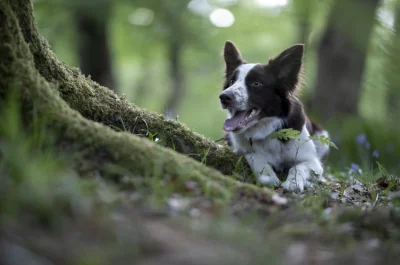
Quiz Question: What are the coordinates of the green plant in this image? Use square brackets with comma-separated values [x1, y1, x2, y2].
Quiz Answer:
[270, 128, 338, 190]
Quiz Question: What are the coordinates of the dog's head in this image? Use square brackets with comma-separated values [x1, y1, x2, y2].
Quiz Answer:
[220, 41, 304, 133]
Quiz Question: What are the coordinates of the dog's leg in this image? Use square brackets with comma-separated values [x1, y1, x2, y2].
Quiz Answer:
[282, 158, 323, 193]
[245, 153, 280, 186]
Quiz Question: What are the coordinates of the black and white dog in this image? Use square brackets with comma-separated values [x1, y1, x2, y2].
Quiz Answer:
[220, 41, 329, 192]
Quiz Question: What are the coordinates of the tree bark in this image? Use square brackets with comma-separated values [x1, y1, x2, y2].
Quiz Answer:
[312, 0, 380, 121]
[74, 4, 116, 91]
[0, 0, 268, 201]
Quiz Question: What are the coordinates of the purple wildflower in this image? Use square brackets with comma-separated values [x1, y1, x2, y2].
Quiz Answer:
[372, 150, 379, 158]
[365, 141, 371, 150]
[351, 163, 360, 171]
[355, 133, 367, 145]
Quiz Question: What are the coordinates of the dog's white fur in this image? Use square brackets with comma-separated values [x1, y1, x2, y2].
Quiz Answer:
[224, 64, 326, 193]
[222, 64, 257, 111]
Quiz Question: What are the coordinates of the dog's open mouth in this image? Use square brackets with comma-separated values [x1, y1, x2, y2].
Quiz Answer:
[223, 108, 261, 132]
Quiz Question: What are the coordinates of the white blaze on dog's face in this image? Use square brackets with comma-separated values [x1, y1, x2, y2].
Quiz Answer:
[220, 41, 304, 133]
[220, 63, 257, 111]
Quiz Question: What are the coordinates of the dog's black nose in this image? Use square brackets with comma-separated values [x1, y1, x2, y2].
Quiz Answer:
[220, 93, 233, 105]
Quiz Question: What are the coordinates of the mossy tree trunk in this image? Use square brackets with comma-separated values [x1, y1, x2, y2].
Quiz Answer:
[0, 0, 271, 202]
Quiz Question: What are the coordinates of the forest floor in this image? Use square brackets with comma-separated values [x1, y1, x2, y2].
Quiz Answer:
[1, 111, 400, 265]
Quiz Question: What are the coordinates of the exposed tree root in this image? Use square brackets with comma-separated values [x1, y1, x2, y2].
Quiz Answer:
[7, 0, 251, 177]
[0, 0, 271, 202]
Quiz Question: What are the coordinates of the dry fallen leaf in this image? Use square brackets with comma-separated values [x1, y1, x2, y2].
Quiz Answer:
[376, 177, 389, 189]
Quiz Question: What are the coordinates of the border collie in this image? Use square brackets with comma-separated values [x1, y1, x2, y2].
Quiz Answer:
[220, 41, 329, 193]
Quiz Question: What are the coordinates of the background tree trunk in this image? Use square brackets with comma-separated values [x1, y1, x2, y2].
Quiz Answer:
[294, 0, 312, 44]
[165, 38, 184, 118]
[162, 2, 186, 117]
[386, 0, 400, 117]
[74, 3, 116, 91]
[312, 0, 381, 121]
[134, 58, 151, 105]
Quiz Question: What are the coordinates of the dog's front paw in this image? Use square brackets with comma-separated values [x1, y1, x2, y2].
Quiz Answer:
[258, 175, 281, 186]
[282, 176, 305, 193]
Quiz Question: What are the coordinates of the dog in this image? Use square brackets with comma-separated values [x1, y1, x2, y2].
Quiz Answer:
[219, 41, 329, 193]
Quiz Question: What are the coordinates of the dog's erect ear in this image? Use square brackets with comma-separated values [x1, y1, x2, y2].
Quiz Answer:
[223, 41, 244, 77]
[269, 44, 304, 92]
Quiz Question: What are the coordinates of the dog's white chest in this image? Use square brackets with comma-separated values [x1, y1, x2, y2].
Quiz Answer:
[229, 131, 289, 171]
[252, 138, 285, 169]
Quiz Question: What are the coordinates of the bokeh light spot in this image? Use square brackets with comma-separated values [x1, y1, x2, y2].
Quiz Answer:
[209, 8, 235, 28]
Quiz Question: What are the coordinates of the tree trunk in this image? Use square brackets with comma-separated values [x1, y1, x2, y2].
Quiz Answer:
[386, 1, 400, 117]
[0, 0, 270, 202]
[134, 58, 152, 105]
[162, 1, 187, 117]
[74, 4, 116, 91]
[165, 38, 184, 117]
[312, 0, 380, 121]
[294, 0, 312, 44]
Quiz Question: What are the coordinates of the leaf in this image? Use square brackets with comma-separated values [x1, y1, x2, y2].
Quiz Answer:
[233, 156, 243, 174]
[309, 135, 338, 150]
[376, 177, 389, 189]
[270, 128, 300, 141]
[376, 161, 389, 177]
[147, 131, 158, 142]
[109, 125, 123, 132]
[201, 148, 211, 164]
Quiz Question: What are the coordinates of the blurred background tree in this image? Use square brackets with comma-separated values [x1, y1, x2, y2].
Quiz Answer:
[74, 1, 117, 90]
[386, 0, 400, 116]
[33, 0, 400, 171]
[312, 0, 381, 121]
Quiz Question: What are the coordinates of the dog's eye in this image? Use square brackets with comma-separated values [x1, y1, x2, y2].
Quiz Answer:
[252, 81, 262, 87]
[229, 78, 235, 86]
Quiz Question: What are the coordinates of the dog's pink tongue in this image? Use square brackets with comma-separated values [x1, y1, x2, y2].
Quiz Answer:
[223, 111, 247, 132]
